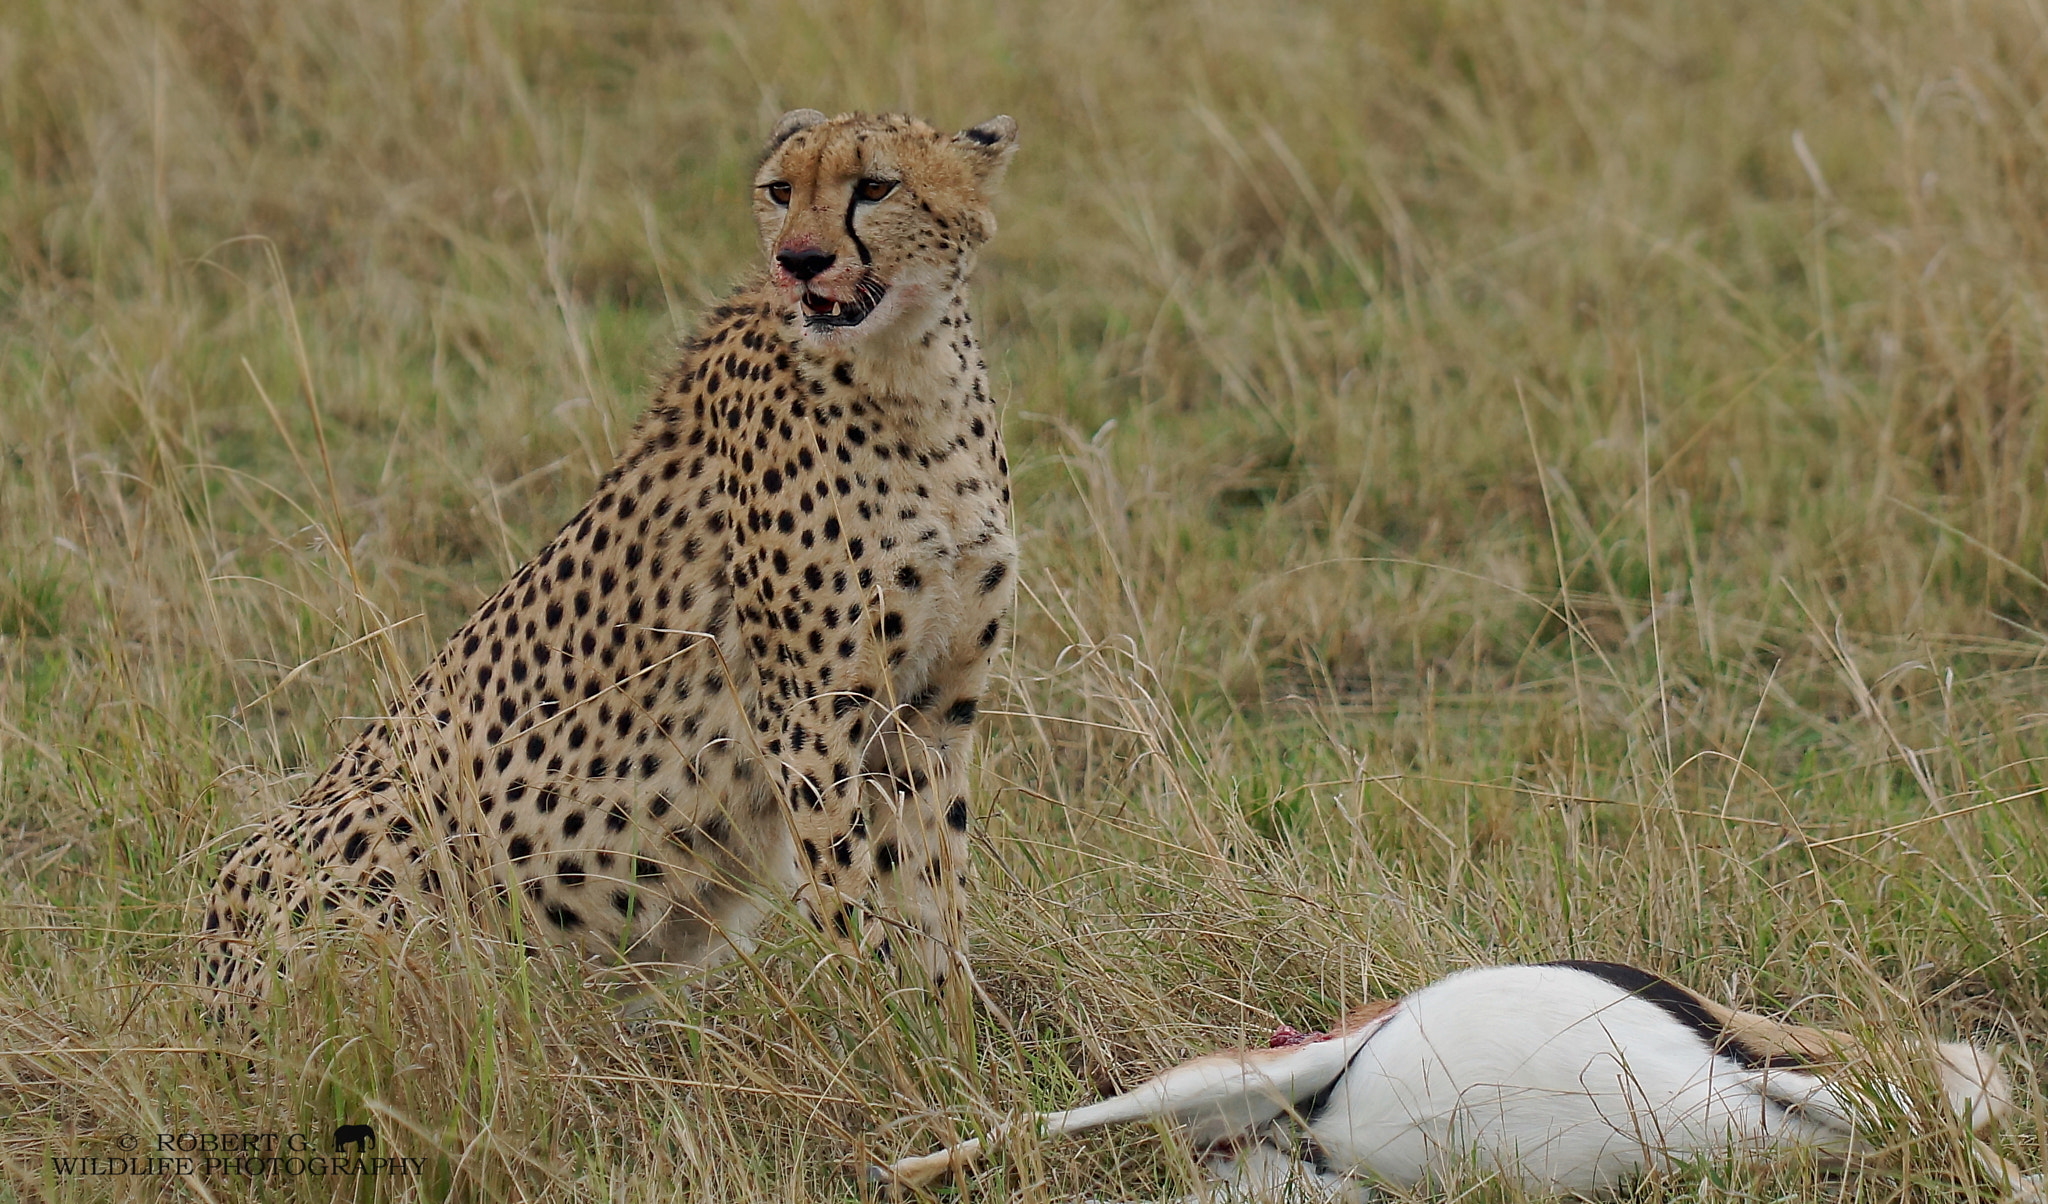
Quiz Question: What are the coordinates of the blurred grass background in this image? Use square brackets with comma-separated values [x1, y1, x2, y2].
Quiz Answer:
[4, 0, 2048, 1199]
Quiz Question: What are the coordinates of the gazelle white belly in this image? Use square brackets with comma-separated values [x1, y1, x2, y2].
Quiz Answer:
[1308, 964, 1852, 1193]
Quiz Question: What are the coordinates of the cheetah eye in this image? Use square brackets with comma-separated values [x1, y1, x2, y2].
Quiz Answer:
[854, 178, 897, 203]
[764, 181, 792, 206]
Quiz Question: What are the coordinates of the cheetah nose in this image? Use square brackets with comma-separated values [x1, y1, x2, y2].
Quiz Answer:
[776, 249, 836, 282]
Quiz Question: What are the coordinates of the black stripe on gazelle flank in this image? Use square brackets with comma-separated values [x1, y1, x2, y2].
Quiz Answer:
[1294, 1005, 1404, 1169]
[1546, 960, 1811, 1071]
[1296, 1042, 1369, 1123]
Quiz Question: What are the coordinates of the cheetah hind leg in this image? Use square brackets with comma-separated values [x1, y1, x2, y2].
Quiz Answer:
[602, 870, 788, 1021]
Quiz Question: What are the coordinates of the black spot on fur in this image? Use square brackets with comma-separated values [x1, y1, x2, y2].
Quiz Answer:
[791, 776, 822, 810]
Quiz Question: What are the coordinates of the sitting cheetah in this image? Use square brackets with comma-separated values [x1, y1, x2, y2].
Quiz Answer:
[197, 109, 1020, 1013]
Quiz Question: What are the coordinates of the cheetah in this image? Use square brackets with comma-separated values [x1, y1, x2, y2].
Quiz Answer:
[197, 109, 1021, 1014]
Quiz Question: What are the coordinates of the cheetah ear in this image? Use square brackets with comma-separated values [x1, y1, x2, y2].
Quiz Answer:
[953, 116, 1018, 186]
[765, 109, 828, 155]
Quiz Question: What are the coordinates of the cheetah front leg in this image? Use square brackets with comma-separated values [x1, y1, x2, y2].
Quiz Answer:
[733, 550, 894, 971]
[757, 679, 982, 1002]
[862, 560, 1011, 1001]
[864, 716, 976, 996]
[735, 504, 1011, 1012]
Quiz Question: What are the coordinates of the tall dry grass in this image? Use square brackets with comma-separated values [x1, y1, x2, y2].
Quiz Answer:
[3, 0, 2048, 1199]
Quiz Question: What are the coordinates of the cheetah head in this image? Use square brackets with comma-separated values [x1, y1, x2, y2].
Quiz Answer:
[753, 110, 1017, 353]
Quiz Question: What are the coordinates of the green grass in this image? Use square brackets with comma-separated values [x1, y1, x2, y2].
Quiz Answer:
[4, 0, 2048, 1199]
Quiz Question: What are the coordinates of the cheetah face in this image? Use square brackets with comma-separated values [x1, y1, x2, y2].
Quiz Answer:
[753, 110, 1017, 352]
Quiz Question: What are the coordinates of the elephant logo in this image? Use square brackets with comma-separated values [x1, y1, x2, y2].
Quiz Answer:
[332, 1123, 376, 1153]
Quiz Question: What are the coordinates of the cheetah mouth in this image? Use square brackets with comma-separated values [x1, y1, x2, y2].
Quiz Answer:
[801, 279, 885, 329]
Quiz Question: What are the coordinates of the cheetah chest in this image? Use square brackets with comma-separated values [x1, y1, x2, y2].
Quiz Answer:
[773, 424, 1012, 709]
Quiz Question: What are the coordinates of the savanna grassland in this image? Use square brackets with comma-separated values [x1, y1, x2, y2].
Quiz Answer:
[5, 1, 2048, 1200]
